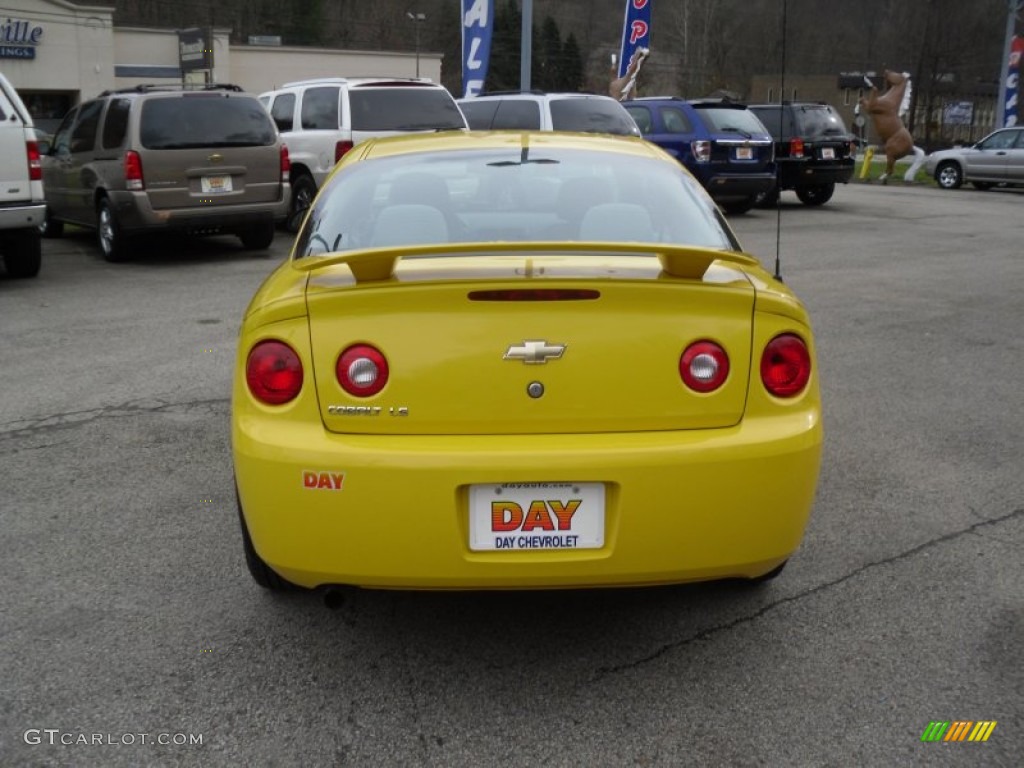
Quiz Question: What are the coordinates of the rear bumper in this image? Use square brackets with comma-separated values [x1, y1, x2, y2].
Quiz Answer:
[107, 189, 289, 233]
[0, 201, 46, 230]
[777, 160, 854, 189]
[233, 411, 822, 590]
[698, 172, 776, 201]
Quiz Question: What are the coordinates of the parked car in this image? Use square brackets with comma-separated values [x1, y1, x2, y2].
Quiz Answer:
[624, 97, 775, 214]
[457, 92, 641, 137]
[40, 84, 289, 262]
[259, 78, 467, 231]
[925, 127, 1024, 190]
[0, 72, 45, 278]
[747, 102, 857, 206]
[232, 130, 822, 592]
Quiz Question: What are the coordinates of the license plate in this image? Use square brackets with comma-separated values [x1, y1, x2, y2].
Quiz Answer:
[736, 147, 753, 160]
[201, 175, 233, 194]
[821, 147, 835, 159]
[468, 482, 605, 551]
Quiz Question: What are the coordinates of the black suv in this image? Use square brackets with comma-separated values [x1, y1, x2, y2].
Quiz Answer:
[624, 97, 775, 214]
[747, 102, 857, 206]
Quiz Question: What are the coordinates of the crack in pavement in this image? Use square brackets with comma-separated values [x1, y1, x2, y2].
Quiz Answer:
[588, 506, 1024, 683]
[0, 397, 230, 442]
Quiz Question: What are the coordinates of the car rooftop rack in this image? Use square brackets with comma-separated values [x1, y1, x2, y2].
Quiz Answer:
[280, 77, 434, 88]
[98, 83, 244, 96]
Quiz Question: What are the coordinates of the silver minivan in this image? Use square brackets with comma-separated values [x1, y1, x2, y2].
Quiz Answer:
[42, 85, 290, 262]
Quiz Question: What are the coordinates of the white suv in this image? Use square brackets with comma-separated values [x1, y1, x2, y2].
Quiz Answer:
[457, 92, 641, 137]
[259, 78, 467, 230]
[0, 72, 45, 278]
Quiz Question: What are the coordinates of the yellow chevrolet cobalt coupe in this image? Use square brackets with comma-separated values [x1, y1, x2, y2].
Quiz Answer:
[232, 131, 822, 592]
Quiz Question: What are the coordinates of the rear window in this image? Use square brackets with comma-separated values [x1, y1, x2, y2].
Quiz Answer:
[492, 100, 541, 130]
[459, 99, 500, 130]
[140, 95, 275, 149]
[297, 147, 734, 258]
[349, 88, 467, 131]
[550, 99, 640, 136]
[694, 106, 768, 137]
[793, 105, 849, 139]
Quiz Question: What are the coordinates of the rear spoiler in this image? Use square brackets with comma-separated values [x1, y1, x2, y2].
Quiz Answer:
[291, 242, 759, 283]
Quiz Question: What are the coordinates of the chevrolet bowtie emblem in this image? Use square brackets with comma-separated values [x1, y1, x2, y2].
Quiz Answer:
[503, 340, 566, 364]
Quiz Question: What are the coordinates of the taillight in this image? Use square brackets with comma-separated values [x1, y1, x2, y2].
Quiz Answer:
[760, 334, 811, 397]
[790, 137, 805, 158]
[337, 344, 389, 397]
[679, 341, 729, 393]
[26, 141, 41, 181]
[246, 340, 303, 405]
[335, 140, 354, 163]
[280, 144, 291, 178]
[691, 140, 711, 162]
[124, 150, 144, 191]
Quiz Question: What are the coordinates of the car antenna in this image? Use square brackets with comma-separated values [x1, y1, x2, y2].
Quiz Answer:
[772, 0, 788, 283]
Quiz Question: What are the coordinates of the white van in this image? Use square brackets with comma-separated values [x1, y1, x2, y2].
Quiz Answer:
[0, 71, 45, 278]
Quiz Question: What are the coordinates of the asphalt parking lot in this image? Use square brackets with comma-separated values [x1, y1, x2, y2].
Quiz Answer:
[1, 182, 1021, 767]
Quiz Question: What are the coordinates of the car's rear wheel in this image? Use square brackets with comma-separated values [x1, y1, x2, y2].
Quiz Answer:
[795, 183, 835, 206]
[97, 197, 130, 262]
[286, 173, 317, 233]
[972, 181, 994, 191]
[2, 229, 42, 278]
[722, 196, 756, 215]
[754, 187, 779, 208]
[935, 161, 963, 190]
[236, 488, 301, 591]
[239, 219, 276, 250]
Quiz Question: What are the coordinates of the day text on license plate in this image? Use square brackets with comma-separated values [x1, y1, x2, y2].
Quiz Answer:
[821, 147, 835, 159]
[468, 482, 605, 551]
[201, 175, 233, 194]
[736, 147, 753, 160]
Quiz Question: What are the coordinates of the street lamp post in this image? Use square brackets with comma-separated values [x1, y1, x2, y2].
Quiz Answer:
[406, 11, 427, 78]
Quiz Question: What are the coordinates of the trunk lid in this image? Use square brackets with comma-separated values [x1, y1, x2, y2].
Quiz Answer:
[305, 254, 755, 435]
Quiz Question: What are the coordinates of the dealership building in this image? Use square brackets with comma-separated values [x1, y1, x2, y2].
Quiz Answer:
[1, 0, 441, 132]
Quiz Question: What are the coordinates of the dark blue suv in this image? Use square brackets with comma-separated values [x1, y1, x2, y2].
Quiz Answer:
[625, 98, 775, 214]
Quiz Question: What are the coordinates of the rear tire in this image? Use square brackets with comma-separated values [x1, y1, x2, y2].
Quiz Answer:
[754, 187, 779, 208]
[236, 488, 300, 591]
[2, 229, 42, 278]
[795, 183, 835, 206]
[722, 196, 756, 215]
[239, 219, 276, 250]
[97, 197, 131, 262]
[286, 173, 317, 233]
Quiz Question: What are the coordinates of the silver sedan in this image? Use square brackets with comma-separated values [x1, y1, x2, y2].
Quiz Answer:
[925, 126, 1024, 189]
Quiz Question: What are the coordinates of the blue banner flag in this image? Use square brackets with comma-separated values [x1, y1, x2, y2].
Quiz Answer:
[462, 0, 494, 98]
[1005, 36, 1023, 127]
[617, 0, 652, 78]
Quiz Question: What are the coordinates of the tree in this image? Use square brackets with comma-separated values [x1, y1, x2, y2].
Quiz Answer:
[560, 33, 585, 91]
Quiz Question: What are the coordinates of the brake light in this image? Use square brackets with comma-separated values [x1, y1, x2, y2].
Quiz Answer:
[335, 140, 354, 163]
[691, 140, 711, 162]
[760, 334, 811, 397]
[468, 289, 600, 301]
[246, 340, 304, 405]
[337, 344, 389, 397]
[280, 144, 291, 177]
[790, 137, 805, 158]
[26, 141, 41, 181]
[124, 150, 144, 191]
[679, 341, 729, 393]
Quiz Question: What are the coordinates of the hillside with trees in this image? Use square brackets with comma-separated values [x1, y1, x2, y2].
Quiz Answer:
[113, 0, 1013, 127]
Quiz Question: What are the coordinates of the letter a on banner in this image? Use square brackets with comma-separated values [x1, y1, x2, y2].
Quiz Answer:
[618, 0, 652, 78]
[462, 0, 494, 98]
[1005, 36, 1024, 127]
